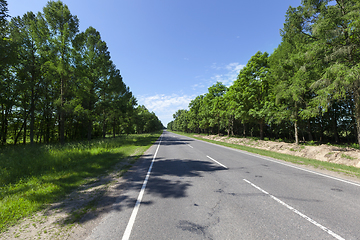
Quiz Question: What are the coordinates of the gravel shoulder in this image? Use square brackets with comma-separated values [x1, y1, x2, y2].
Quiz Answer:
[2, 135, 360, 239]
[196, 135, 360, 168]
[0, 146, 153, 240]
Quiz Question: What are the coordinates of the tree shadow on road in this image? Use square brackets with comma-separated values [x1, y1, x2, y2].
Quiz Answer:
[50, 152, 226, 227]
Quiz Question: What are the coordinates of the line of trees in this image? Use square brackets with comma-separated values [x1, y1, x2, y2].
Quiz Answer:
[0, 0, 163, 145]
[168, 0, 360, 146]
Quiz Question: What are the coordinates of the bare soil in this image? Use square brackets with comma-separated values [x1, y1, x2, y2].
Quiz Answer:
[0, 157, 139, 240]
[195, 135, 360, 168]
[1, 136, 360, 239]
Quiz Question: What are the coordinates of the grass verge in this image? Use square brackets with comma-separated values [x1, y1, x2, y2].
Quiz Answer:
[170, 131, 360, 178]
[0, 132, 161, 233]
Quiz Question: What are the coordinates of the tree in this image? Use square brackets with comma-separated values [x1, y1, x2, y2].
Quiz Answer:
[73, 26, 111, 140]
[199, 82, 227, 134]
[223, 86, 238, 136]
[283, 0, 360, 145]
[172, 109, 188, 132]
[9, 12, 45, 144]
[233, 51, 270, 139]
[0, 0, 7, 32]
[187, 95, 204, 133]
[42, 0, 79, 144]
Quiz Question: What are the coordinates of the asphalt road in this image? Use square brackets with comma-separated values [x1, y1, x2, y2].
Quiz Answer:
[86, 131, 360, 240]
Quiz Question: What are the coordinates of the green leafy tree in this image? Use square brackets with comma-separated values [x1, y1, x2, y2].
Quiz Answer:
[199, 82, 227, 134]
[42, 0, 79, 144]
[283, 0, 360, 145]
[187, 95, 204, 133]
[233, 51, 270, 139]
[9, 12, 45, 144]
[172, 109, 189, 132]
[73, 26, 111, 140]
[0, 0, 12, 144]
[223, 86, 238, 136]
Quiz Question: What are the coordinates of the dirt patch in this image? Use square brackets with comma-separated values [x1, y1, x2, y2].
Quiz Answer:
[0, 158, 134, 240]
[196, 135, 360, 168]
[2, 136, 359, 239]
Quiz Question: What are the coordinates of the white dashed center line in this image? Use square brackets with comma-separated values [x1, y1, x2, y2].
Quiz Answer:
[206, 155, 228, 169]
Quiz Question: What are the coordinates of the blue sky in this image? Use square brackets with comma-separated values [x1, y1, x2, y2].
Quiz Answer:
[8, 0, 302, 126]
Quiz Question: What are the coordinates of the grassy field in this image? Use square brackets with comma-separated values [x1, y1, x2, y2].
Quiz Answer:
[170, 131, 360, 178]
[0, 132, 161, 233]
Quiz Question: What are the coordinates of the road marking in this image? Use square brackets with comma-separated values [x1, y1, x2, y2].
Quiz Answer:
[187, 144, 194, 148]
[122, 136, 163, 240]
[243, 179, 345, 240]
[181, 134, 360, 187]
[206, 155, 228, 169]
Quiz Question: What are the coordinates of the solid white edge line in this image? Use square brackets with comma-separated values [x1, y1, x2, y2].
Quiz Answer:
[121, 136, 163, 240]
[187, 144, 194, 148]
[243, 179, 345, 240]
[206, 155, 228, 169]
[244, 151, 360, 187]
[174, 133, 360, 188]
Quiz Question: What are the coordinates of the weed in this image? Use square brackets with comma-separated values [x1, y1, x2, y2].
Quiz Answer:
[307, 140, 316, 146]
[0, 132, 161, 233]
[341, 154, 356, 160]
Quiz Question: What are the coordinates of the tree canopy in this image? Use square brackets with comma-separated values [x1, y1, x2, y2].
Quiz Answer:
[168, 0, 360, 147]
[0, 0, 163, 145]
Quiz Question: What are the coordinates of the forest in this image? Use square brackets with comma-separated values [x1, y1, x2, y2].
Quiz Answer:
[0, 0, 163, 145]
[168, 0, 360, 146]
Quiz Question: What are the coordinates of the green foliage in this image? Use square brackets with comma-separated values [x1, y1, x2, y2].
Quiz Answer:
[172, 130, 360, 179]
[169, 1, 360, 147]
[0, 132, 161, 233]
[0, 0, 163, 145]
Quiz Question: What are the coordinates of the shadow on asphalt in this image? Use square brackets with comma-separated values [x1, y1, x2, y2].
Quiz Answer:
[158, 138, 193, 146]
[47, 136, 226, 226]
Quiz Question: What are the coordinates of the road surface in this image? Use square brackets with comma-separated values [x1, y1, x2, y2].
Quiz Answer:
[86, 131, 360, 240]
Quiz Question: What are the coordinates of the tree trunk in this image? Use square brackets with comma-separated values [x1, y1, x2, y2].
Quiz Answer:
[1, 107, 9, 145]
[14, 112, 29, 145]
[60, 79, 65, 144]
[113, 118, 116, 138]
[102, 111, 106, 138]
[45, 112, 50, 144]
[332, 108, 339, 143]
[294, 103, 299, 144]
[294, 120, 299, 144]
[87, 99, 93, 141]
[30, 88, 35, 144]
[259, 118, 264, 140]
[87, 119, 92, 141]
[243, 123, 246, 137]
[30, 48, 36, 145]
[231, 116, 234, 136]
[307, 119, 313, 141]
[354, 90, 360, 148]
[23, 114, 27, 145]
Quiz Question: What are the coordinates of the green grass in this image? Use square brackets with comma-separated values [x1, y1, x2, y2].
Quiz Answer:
[170, 131, 360, 178]
[341, 153, 356, 160]
[0, 132, 161, 233]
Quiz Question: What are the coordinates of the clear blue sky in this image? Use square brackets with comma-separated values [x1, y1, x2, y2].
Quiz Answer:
[8, 0, 302, 126]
